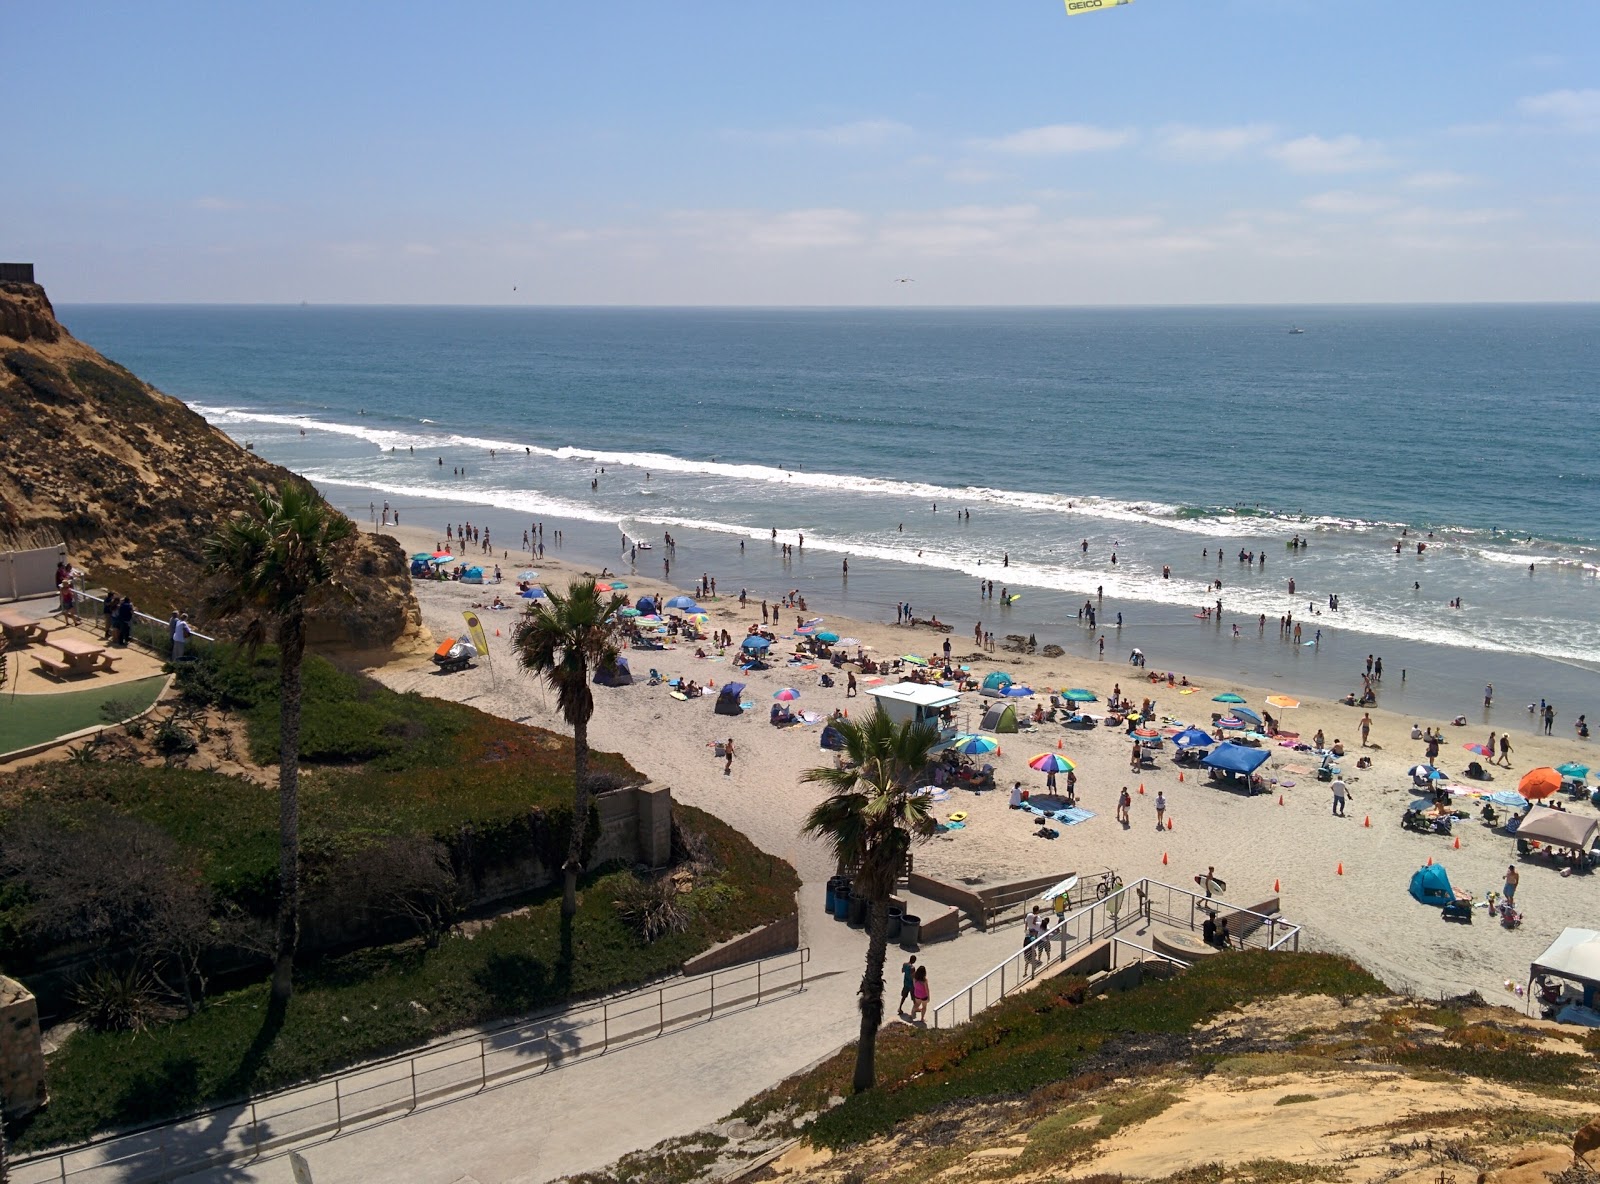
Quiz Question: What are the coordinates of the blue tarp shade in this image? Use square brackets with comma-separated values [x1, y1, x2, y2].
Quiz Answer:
[1202, 743, 1270, 775]
[1409, 863, 1454, 905]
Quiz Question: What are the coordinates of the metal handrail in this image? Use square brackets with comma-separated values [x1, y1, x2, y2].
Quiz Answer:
[72, 590, 216, 656]
[13, 948, 809, 1184]
[931, 879, 1301, 1028]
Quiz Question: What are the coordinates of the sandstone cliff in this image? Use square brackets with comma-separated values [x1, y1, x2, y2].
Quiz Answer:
[0, 280, 421, 650]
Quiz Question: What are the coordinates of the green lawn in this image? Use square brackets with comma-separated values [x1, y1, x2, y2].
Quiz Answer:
[0, 675, 167, 755]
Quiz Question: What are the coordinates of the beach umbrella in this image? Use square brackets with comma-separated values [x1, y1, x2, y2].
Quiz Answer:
[837, 637, 860, 647]
[1029, 753, 1076, 773]
[1407, 764, 1443, 780]
[411, 552, 435, 562]
[1172, 727, 1214, 748]
[740, 635, 772, 651]
[1133, 727, 1161, 739]
[1519, 766, 1561, 801]
[522, 586, 548, 599]
[1212, 692, 1246, 704]
[1232, 706, 1264, 727]
[1002, 685, 1034, 697]
[815, 631, 840, 644]
[1062, 688, 1098, 703]
[665, 596, 699, 610]
[1487, 789, 1530, 808]
[1215, 716, 1245, 730]
[902, 654, 927, 665]
[619, 607, 642, 617]
[1556, 762, 1591, 779]
[1265, 695, 1300, 709]
[773, 687, 801, 701]
[516, 570, 538, 581]
[1463, 742, 1492, 756]
[949, 734, 999, 756]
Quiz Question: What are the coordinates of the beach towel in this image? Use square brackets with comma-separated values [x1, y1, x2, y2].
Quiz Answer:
[1052, 807, 1096, 826]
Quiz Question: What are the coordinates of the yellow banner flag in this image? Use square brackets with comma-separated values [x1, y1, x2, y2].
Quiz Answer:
[1065, 0, 1131, 14]
[462, 610, 491, 660]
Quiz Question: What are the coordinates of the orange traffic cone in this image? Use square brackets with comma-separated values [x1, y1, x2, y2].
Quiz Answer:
[1278, 794, 1284, 806]
[1057, 739, 1063, 749]
[1453, 836, 1460, 849]
[495, 628, 501, 637]
[1178, 771, 1185, 782]
[1138, 783, 1146, 795]
[1166, 818, 1173, 830]
[1273, 878, 1280, 892]
[1336, 862, 1344, 875]
[1161, 851, 1168, 865]
[1426, 856, 1433, 866]
[1363, 815, 1370, 828]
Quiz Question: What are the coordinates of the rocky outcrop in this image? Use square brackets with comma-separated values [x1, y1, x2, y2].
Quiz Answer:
[0, 281, 420, 650]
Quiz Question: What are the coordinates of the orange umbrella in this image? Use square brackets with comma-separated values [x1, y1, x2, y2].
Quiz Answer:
[1265, 695, 1300, 709]
[1519, 766, 1561, 801]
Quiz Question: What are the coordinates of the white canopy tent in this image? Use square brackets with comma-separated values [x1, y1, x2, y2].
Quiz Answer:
[1515, 806, 1600, 852]
[1529, 927, 1600, 1019]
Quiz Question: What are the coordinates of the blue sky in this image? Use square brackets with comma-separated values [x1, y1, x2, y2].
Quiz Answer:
[8, 1, 1599, 303]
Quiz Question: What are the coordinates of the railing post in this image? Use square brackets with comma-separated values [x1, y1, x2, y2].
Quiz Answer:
[410, 1059, 418, 1110]
[335, 1079, 343, 1132]
[709, 976, 715, 1020]
[479, 1038, 487, 1086]
[251, 1100, 261, 1157]
[757, 959, 762, 1002]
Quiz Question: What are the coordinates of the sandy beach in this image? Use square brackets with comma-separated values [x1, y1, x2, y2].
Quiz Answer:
[371, 523, 1600, 1007]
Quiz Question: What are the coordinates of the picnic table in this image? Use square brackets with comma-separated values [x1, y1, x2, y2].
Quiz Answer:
[0, 609, 56, 646]
[36, 635, 119, 679]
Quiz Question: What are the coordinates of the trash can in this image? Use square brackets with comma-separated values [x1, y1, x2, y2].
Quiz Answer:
[825, 878, 841, 916]
[832, 887, 851, 921]
[886, 905, 903, 942]
[848, 891, 868, 928]
[899, 914, 921, 950]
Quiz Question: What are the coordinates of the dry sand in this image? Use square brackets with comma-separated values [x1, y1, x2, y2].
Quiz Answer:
[370, 525, 1600, 1006]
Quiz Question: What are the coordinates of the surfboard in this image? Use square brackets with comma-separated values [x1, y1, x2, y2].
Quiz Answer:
[669, 691, 688, 701]
[1194, 873, 1228, 892]
[1005, 595, 1022, 604]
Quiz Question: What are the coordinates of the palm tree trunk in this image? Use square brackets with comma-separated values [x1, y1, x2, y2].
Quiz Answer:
[853, 897, 890, 1093]
[270, 616, 306, 1005]
[563, 716, 589, 918]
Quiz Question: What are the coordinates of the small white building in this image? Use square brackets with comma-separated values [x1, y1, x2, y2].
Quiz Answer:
[864, 682, 962, 730]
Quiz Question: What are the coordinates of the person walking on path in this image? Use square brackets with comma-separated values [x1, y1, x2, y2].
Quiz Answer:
[1359, 713, 1372, 747]
[899, 955, 918, 1013]
[1331, 776, 1349, 817]
[1499, 734, 1513, 767]
[910, 965, 930, 1022]
[1023, 907, 1041, 967]
[171, 612, 192, 662]
[1117, 786, 1132, 827]
[1503, 865, 1520, 908]
[1155, 790, 1167, 830]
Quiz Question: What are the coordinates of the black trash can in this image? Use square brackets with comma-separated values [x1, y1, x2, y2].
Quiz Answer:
[848, 891, 868, 928]
[899, 914, 921, 950]
[832, 888, 850, 921]
[886, 905, 903, 942]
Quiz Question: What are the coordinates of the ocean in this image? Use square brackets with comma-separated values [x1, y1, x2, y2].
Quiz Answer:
[60, 304, 1600, 723]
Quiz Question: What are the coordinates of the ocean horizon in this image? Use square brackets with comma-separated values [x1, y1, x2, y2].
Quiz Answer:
[62, 302, 1600, 723]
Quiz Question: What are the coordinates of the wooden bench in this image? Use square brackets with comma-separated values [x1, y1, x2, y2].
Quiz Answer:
[33, 656, 74, 679]
[94, 653, 121, 673]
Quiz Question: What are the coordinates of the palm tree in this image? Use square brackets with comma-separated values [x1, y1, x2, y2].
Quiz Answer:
[510, 579, 626, 917]
[802, 707, 940, 1093]
[203, 480, 353, 1005]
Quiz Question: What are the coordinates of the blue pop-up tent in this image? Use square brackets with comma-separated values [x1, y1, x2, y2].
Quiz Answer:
[636, 595, 658, 615]
[982, 671, 1013, 691]
[1409, 863, 1454, 906]
[715, 681, 746, 716]
[594, 655, 632, 686]
[1202, 743, 1270, 776]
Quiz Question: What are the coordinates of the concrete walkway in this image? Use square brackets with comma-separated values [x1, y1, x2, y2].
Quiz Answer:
[19, 890, 1016, 1184]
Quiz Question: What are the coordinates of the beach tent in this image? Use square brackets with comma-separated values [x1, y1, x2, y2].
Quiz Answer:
[982, 672, 1013, 691]
[1530, 928, 1600, 1010]
[594, 655, 633, 687]
[1514, 806, 1600, 852]
[635, 595, 658, 615]
[1201, 743, 1270, 776]
[1409, 863, 1454, 906]
[980, 702, 1018, 733]
[819, 723, 846, 750]
[461, 566, 485, 584]
[715, 682, 746, 716]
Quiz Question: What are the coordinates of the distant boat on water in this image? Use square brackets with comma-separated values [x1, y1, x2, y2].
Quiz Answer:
[1288, 325, 1305, 334]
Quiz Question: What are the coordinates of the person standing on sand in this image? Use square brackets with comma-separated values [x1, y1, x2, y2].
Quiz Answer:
[723, 738, 734, 776]
[1498, 734, 1512, 767]
[1155, 790, 1167, 830]
[1117, 785, 1132, 826]
[1331, 776, 1348, 817]
[846, 671, 857, 697]
[1503, 865, 1519, 908]
[1359, 713, 1372, 747]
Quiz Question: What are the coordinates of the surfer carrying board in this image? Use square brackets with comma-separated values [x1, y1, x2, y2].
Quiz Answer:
[1194, 866, 1226, 908]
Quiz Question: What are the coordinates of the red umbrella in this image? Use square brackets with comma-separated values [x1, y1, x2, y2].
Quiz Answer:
[1463, 743, 1492, 756]
[1519, 766, 1561, 801]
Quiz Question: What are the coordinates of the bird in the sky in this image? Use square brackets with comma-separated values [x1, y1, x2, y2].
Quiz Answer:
[895, 277, 915, 283]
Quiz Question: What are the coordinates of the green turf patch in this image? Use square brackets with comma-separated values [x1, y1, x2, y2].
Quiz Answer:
[0, 675, 167, 754]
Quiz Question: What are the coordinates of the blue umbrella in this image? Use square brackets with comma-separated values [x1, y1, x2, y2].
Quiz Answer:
[1406, 764, 1443, 780]
[814, 631, 840, 644]
[665, 596, 699, 610]
[1557, 762, 1590, 779]
[1212, 692, 1246, 705]
[740, 635, 772, 651]
[1232, 706, 1264, 727]
[522, 586, 548, 599]
[1172, 727, 1214, 748]
[1062, 688, 1098, 703]
[1002, 685, 1034, 697]
[1487, 789, 1530, 808]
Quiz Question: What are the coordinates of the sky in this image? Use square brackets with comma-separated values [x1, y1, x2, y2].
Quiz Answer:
[7, 1, 1600, 304]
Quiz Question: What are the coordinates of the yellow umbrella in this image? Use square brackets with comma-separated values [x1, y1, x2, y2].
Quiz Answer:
[1265, 695, 1300, 709]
